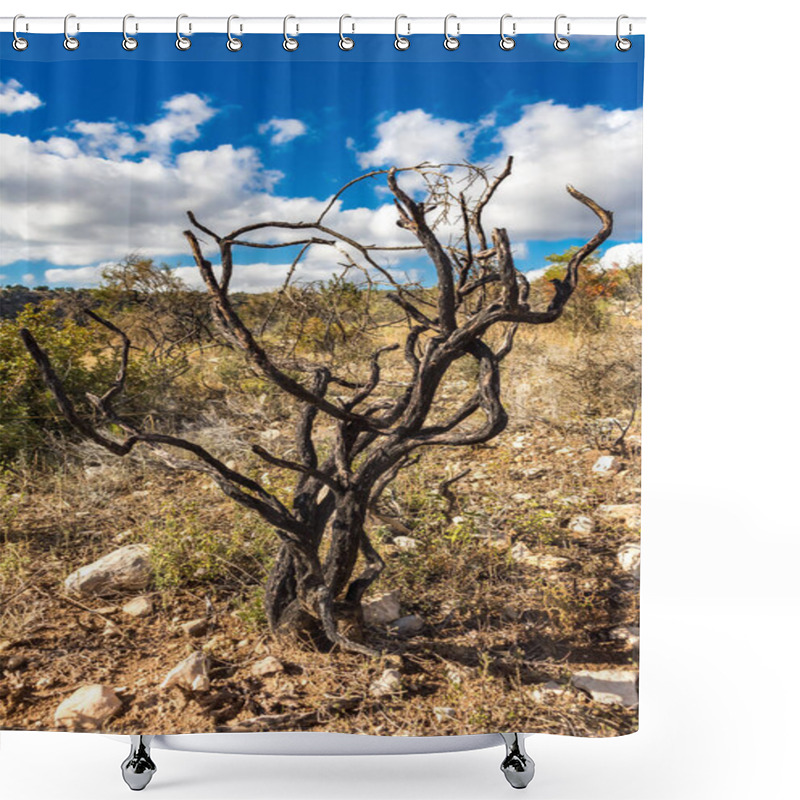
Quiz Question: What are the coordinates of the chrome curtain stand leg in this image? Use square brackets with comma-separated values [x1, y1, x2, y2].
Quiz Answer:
[121, 735, 157, 791]
[499, 733, 535, 789]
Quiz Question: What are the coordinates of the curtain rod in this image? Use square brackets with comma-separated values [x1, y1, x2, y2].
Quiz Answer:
[0, 16, 646, 36]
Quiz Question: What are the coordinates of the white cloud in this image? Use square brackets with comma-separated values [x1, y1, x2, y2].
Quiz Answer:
[357, 109, 476, 168]
[0, 79, 42, 115]
[482, 102, 643, 243]
[45, 265, 105, 287]
[600, 242, 642, 269]
[21, 273, 36, 285]
[259, 118, 307, 146]
[137, 94, 217, 154]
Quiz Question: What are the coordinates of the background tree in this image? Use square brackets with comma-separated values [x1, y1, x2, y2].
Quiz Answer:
[20, 159, 611, 656]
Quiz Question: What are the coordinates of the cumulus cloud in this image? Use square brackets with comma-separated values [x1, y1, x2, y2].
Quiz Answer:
[0, 79, 42, 115]
[137, 93, 217, 154]
[44, 265, 106, 287]
[600, 242, 642, 269]
[259, 118, 307, 145]
[357, 109, 476, 168]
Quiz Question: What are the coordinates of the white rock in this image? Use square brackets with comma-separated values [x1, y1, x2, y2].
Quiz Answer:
[530, 681, 567, 701]
[596, 504, 641, 530]
[592, 455, 618, 474]
[510, 542, 571, 570]
[65, 544, 153, 596]
[389, 614, 425, 637]
[568, 515, 595, 534]
[180, 618, 208, 637]
[54, 685, 122, 731]
[122, 596, 154, 618]
[434, 706, 457, 722]
[511, 493, 533, 502]
[251, 656, 284, 677]
[572, 669, 638, 707]
[160, 651, 210, 693]
[451, 516, 465, 525]
[260, 429, 281, 442]
[610, 626, 640, 648]
[392, 536, 420, 552]
[369, 668, 402, 697]
[362, 591, 402, 626]
[617, 543, 641, 580]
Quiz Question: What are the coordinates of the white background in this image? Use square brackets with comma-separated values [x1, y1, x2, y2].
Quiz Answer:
[2, 1, 799, 798]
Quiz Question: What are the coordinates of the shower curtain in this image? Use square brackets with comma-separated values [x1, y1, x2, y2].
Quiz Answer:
[0, 26, 644, 739]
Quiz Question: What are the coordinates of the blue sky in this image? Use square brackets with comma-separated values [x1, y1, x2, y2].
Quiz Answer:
[0, 34, 643, 290]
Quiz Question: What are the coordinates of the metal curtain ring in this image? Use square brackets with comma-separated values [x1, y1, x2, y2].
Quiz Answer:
[339, 14, 354, 50]
[12, 14, 29, 51]
[227, 15, 242, 51]
[176, 14, 191, 50]
[499, 14, 515, 50]
[394, 15, 410, 50]
[63, 13, 79, 50]
[554, 15, 570, 50]
[616, 14, 632, 51]
[283, 15, 298, 51]
[444, 14, 459, 50]
[122, 14, 138, 50]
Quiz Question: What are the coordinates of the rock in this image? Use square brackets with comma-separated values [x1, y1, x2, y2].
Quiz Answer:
[180, 618, 208, 637]
[617, 543, 641, 580]
[530, 681, 567, 701]
[434, 706, 456, 722]
[369, 668, 402, 697]
[568, 515, 595, 534]
[122, 596, 154, 618]
[592, 455, 618, 474]
[511, 493, 533, 502]
[6, 655, 28, 671]
[572, 669, 638, 707]
[251, 656, 283, 677]
[389, 614, 425, 637]
[392, 536, 420, 552]
[54, 685, 122, 731]
[596, 504, 641, 530]
[510, 542, 571, 570]
[64, 544, 152, 597]
[260, 429, 281, 442]
[446, 667, 464, 685]
[610, 626, 640, 649]
[160, 651, 210, 693]
[362, 591, 402, 626]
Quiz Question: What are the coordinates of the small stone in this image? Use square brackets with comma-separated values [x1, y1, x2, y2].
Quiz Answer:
[530, 681, 567, 701]
[511, 493, 533, 502]
[451, 516, 465, 525]
[362, 591, 402, 626]
[64, 544, 153, 597]
[596, 504, 641, 530]
[568, 515, 595, 534]
[572, 669, 638, 707]
[102, 620, 122, 638]
[592, 455, 618, 474]
[203, 634, 228, 653]
[392, 536, 420, 552]
[122, 596, 154, 618]
[180, 618, 208, 637]
[160, 651, 210, 693]
[434, 706, 456, 722]
[369, 668, 402, 697]
[609, 625, 640, 649]
[6, 655, 28, 671]
[54, 685, 122, 731]
[617, 543, 641, 580]
[389, 614, 425, 637]
[225, 459, 237, 470]
[446, 667, 463, 685]
[251, 656, 284, 677]
[260, 429, 281, 442]
[510, 542, 571, 570]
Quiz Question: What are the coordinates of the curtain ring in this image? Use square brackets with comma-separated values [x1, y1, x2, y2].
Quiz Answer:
[339, 14, 354, 50]
[63, 14, 79, 50]
[122, 14, 138, 50]
[176, 14, 191, 50]
[227, 15, 242, 51]
[616, 14, 632, 51]
[12, 14, 29, 51]
[499, 14, 515, 50]
[394, 15, 410, 50]
[443, 14, 460, 51]
[283, 15, 298, 51]
[554, 15, 570, 50]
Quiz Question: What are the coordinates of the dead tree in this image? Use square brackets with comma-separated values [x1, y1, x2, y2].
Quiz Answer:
[20, 159, 611, 656]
